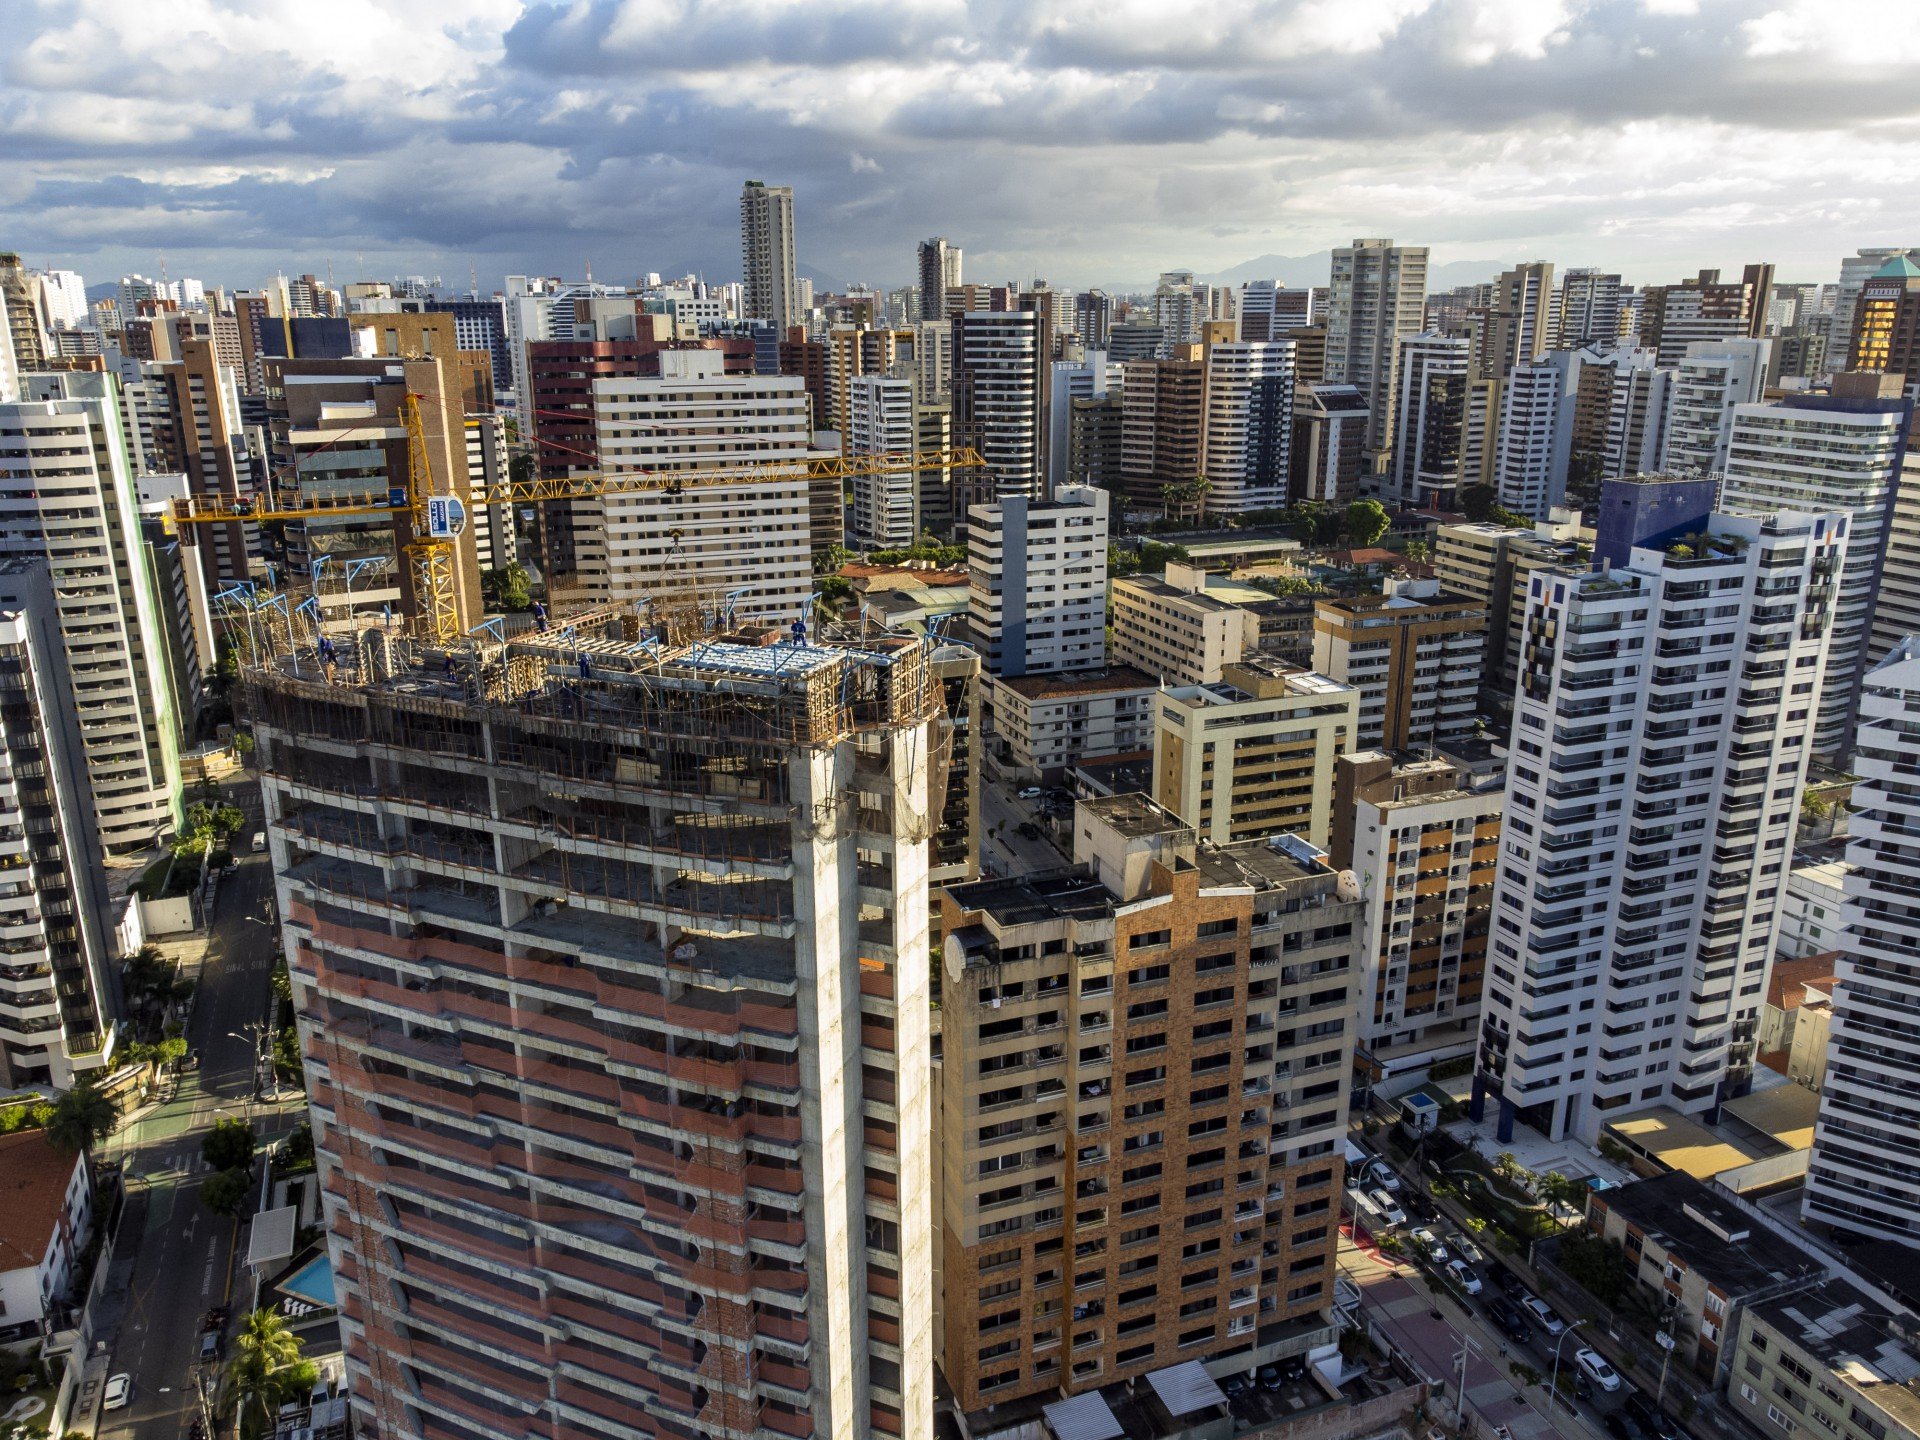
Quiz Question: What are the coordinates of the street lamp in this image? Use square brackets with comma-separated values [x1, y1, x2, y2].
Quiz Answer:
[230, 1023, 270, 1099]
[1655, 1308, 1686, 1412]
[1549, 1317, 1589, 1410]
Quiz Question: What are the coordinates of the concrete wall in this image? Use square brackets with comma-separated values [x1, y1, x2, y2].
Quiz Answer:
[138, 894, 196, 936]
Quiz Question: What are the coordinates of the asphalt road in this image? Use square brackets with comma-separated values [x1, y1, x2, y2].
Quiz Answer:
[979, 777, 1071, 878]
[97, 788, 299, 1440]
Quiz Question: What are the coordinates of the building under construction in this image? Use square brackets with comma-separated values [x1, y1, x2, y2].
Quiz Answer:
[249, 613, 947, 1440]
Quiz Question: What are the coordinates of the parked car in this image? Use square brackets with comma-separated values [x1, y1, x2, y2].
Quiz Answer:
[1496, 1268, 1528, 1299]
[104, 1374, 131, 1410]
[1446, 1258, 1483, 1294]
[1405, 1190, 1439, 1222]
[1223, 1373, 1251, 1398]
[1368, 1187, 1407, 1227]
[1625, 1394, 1680, 1440]
[1017, 821, 1041, 839]
[1522, 1295, 1567, 1335]
[1278, 1354, 1307, 1381]
[1257, 1364, 1285, 1391]
[1366, 1160, 1402, 1192]
[251, 831, 267, 853]
[1017, 786, 1044, 800]
[1409, 1226, 1448, 1262]
[1484, 1296, 1532, 1342]
[1604, 1411, 1648, 1440]
[1577, 1348, 1623, 1392]
[1452, 1234, 1487, 1266]
[199, 1329, 222, 1361]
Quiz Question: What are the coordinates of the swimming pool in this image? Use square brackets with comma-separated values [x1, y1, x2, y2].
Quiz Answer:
[281, 1252, 336, 1308]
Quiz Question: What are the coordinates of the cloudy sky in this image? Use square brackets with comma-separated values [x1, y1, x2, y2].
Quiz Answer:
[4, 0, 1919, 295]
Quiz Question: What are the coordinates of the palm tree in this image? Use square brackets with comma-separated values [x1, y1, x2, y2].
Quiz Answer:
[227, 1309, 318, 1439]
[45, 1078, 118, 1157]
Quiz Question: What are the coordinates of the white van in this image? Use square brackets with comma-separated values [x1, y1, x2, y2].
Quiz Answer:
[251, 831, 267, 854]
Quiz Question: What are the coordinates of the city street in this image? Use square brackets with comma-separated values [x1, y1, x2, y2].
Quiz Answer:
[94, 787, 302, 1440]
[979, 776, 1071, 877]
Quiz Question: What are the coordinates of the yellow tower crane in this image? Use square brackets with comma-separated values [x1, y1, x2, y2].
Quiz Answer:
[170, 392, 984, 645]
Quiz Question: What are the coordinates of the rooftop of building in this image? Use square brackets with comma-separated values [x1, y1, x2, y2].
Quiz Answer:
[943, 867, 1116, 930]
[1594, 1170, 1812, 1293]
[1720, 1083, 1821, 1155]
[1316, 582, 1484, 620]
[1767, 952, 1843, 1013]
[994, 664, 1161, 701]
[0, 1131, 78, 1272]
[1747, 1279, 1920, 1431]
[1164, 656, 1353, 708]
[1604, 1106, 1763, 1182]
[1112, 572, 1246, 613]
[1195, 833, 1337, 894]
[1080, 792, 1188, 840]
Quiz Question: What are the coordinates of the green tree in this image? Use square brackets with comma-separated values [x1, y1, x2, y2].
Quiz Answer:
[203, 1117, 256, 1173]
[1404, 539, 1431, 564]
[45, 1079, 117, 1156]
[812, 542, 851, 576]
[1557, 1232, 1630, 1305]
[273, 1027, 304, 1087]
[482, 563, 533, 613]
[202, 1167, 252, 1217]
[1346, 499, 1391, 548]
[507, 452, 535, 488]
[226, 1309, 319, 1439]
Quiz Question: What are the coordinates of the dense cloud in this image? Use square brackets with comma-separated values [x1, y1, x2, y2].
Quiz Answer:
[3, 0, 1919, 291]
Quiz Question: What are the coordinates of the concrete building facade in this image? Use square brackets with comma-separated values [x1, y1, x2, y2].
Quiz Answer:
[1326, 240, 1429, 453]
[966, 484, 1108, 679]
[1311, 577, 1485, 750]
[1474, 511, 1846, 1144]
[255, 626, 945, 1440]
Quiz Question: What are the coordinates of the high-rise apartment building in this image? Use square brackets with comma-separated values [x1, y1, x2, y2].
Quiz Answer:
[1719, 378, 1913, 761]
[1555, 269, 1624, 350]
[1327, 239, 1429, 452]
[0, 255, 49, 375]
[1335, 749, 1502, 1074]
[1046, 354, 1112, 493]
[1571, 345, 1670, 482]
[257, 624, 943, 1440]
[1493, 351, 1580, 518]
[1238, 282, 1312, 343]
[1846, 254, 1920, 378]
[461, 413, 517, 574]
[1152, 270, 1198, 355]
[1659, 338, 1770, 475]
[1871, 451, 1920, 664]
[1311, 578, 1485, 750]
[2, 370, 183, 853]
[740, 180, 800, 336]
[1118, 355, 1206, 512]
[916, 238, 960, 322]
[1289, 384, 1368, 505]
[966, 484, 1108, 678]
[951, 310, 1048, 512]
[1201, 341, 1294, 516]
[156, 336, 254, 586]
[591, 351, 816, 622]
[1431, 516, 1585, 702]
[1642, 265, 1772, 367]
[849, 373, 919, 549]
[1384, 333, 1473, 508]
[1832, 247, 1920, 368]
[1477, 262, 1555, 377]
[1073, 291, 1113, 351]
[1473, 511, 1845, 1144]
[935, 793, 1360, 1413]
[1803, 639, 1920, 1247]
[1153, 658, 1357, 849]
[0, 559, 120, 1088]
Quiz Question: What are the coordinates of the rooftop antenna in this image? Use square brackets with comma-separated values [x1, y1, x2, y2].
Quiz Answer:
[326, 257, 335, 288]
[469, 260, 478, 298]
[584, 257, 593, 284]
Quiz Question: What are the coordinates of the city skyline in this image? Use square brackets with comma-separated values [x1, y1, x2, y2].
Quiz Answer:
[8, 0, 1920, 290]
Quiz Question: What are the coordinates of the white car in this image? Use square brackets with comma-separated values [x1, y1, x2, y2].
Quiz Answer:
[1017, 787, 1044, 800]
[1366, 1161, 1402, 1192]
[1446, 1258, 1483, 1294]
[1522, 1295, 1567, 1336]
[1369, 1187, 1407, 1227]
[1576, 1347, 1622, 1392]
[103, 1373, 131, 1410]
[1409, 1226, 1448, 1262]
[1453, 1234, 1487, 1266]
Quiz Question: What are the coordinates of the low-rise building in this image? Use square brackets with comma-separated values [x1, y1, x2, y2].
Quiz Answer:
[1153, 658, 1357, 850]
[1585, 1171, 1814, 1385]
[1756, 953, 1841, 1087]
[0, 1131, 93, 1341]
[1729, 1278, 1920, 1440]
[1111, 563, 1259, 686]
[934, 794, 1361, 1413]
[1779, 848, 1849, 960]
[991, 667, 1159, 780]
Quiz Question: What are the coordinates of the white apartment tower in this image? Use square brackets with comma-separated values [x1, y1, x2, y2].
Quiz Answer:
[591, 351, 815, 623]
[1, 371, 182, 854]
[1201, 340, 1295, 515]
[1803, 639, 1920, 1247]
[1659, 339, 1770, 475]
[1556, 269, 1625, 349]
[1493, 351, 1580, 518]
[740, 181, 800, 336]
[1238, 280, 1312, 341]
[1584, 346, 1671, 481]
[965, 483, 1108, 677]
[1474, 511, 1846, 1145]
[1719, 382, 1910, 762]
[1327, 239, 1430, 452]
[462, 412, 517, 573]
[849, 374, 918, 549]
